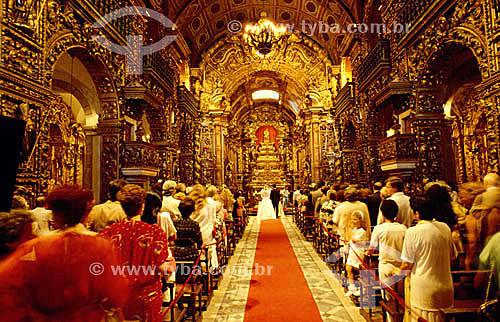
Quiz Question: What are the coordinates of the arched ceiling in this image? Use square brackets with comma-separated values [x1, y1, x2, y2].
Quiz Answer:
[165, 0, 362, 64]
[197, 32, 338, 117]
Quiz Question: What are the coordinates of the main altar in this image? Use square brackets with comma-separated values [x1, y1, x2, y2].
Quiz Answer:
[249, 127, 287, 190]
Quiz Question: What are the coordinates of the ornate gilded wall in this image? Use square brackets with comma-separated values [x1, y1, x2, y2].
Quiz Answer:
[0, 0, 197, 203]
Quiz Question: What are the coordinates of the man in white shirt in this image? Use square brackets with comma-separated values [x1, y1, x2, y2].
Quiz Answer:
[31, 197, 53, 236]
[377, 177, 412, 227]
[161, 180, 181, 219]
[395, 198, 455, 322]
[293, 187, 302, 208]
[369, 200, 406, 322]
[87, 179, 128, 232]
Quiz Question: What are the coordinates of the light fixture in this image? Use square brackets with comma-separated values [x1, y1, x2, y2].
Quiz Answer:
[243, 11, 287, 57]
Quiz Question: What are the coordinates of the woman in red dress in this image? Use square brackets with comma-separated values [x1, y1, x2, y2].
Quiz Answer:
[0, 185, 128, 322]
[100, 184, 169, 322]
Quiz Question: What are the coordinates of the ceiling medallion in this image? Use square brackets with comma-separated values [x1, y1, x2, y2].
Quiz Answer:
[243, 12, 287, 57]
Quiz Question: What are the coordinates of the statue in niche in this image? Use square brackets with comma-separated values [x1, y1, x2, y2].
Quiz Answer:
[263, 129, 270, 142]
[18, 103, 36, 163]
[135, 121, 145, 142]
[8, 0, 36, 30]
[335, 73, 342, 94]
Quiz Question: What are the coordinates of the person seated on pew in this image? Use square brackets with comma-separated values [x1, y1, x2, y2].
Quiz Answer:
[368, 200, 407, 322]
[172, 198, 203, 262]
[345, 210, 369, 297]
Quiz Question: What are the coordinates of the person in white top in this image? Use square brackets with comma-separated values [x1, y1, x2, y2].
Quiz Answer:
[86, 179, 128, 232]
[161, 180, 181, 219]
[293, 187, 302, 207]
[377, 177, 412, 227]
[394, 197, 455, 322]
[345, 211, 369, 297]
[332, 187, 371, 241]
[281, 187, 290, 207]
[257, 185, 277, 220]
[31, 197, 53, 236]
[189, 184, 218, 269]
[368, 200, 407, 322]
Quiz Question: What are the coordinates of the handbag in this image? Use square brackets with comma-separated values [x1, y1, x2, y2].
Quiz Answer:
[164, 248, 176, 274]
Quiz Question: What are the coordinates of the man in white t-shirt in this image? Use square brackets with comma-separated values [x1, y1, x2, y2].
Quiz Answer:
[369, 199, 406, 322]
[395, 198, 455, 322]
[377, 177, 412, 227]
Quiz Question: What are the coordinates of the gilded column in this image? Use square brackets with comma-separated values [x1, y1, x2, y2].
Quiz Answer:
[411, 91, 456, 183]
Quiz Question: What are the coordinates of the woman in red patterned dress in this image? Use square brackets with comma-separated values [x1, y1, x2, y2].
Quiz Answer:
[100, 184, 169, 322]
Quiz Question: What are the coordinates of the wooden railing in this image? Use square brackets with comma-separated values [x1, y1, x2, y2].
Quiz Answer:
[378, 134, 418, 163]
[122, 141, 160, 170]
[144, 53, 176, 93]
[394, 0, 434, 41]
[334, 82, 355, 115]
[177, 85, 199, 117]
[356, 39, 391, 90]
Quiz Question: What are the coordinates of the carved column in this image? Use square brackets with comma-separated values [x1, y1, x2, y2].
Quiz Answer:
[304, 108, 323, 182]
[97, 101, 121, 203]
[212, 112, 228, 185]
[84, 127, 101, 200]
[486, 100, 500, 173]
[411, 91, 456, 183]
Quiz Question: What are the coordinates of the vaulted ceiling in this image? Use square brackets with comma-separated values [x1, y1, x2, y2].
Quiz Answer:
[161, 0, 364, 64]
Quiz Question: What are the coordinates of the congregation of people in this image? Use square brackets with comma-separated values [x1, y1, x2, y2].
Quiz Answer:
[2, 172, 500, 322]
[0, 180, 241, 322]
[293, 174, 500, 322]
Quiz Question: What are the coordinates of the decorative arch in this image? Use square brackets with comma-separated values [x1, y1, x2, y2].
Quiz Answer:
[409, 2, 488, 83]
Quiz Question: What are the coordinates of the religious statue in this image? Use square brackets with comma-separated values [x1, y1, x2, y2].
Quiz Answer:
[263, 129, 270, 142]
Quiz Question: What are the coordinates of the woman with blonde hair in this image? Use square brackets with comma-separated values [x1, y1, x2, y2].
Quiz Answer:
[189, 184, 218, 269]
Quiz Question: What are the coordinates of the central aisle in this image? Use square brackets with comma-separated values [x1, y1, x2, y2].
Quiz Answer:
[203, 217, 364, 322]
[243, 219, 323, 321]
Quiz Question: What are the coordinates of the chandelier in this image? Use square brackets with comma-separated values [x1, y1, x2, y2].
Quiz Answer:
[243, 12, 287, 56]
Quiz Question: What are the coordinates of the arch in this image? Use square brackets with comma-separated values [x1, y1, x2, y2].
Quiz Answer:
[410, 6, 488, 83]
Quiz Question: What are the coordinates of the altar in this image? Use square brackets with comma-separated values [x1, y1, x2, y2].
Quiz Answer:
[249, 126, 287, 190]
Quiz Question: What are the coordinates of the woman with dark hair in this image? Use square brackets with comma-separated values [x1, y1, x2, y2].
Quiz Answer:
[426, 184, 457, 228]
[100, 184, 170, 322]
[394, 197, 455, 322]
[172, 198, 203, 261]
[141, 191, 163, 224]
[0, 185, 128, 322]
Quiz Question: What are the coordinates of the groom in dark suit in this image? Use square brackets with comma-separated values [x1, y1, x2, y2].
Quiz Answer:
[270, 184, 281, 217]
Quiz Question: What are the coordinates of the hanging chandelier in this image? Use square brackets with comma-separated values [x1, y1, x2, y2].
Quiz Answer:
[243, 12, 287, 57]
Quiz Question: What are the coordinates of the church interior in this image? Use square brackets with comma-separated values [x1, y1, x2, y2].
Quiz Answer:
[1, 0, 500, 321]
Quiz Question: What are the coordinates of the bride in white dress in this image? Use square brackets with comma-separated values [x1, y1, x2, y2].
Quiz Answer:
[257, 185, 277, 220]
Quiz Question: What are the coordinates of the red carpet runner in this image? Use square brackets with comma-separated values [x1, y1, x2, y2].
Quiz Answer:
[244, 219, 323, 322]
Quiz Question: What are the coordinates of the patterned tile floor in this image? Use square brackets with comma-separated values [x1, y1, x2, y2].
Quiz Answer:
[202, 216, 365, 322]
